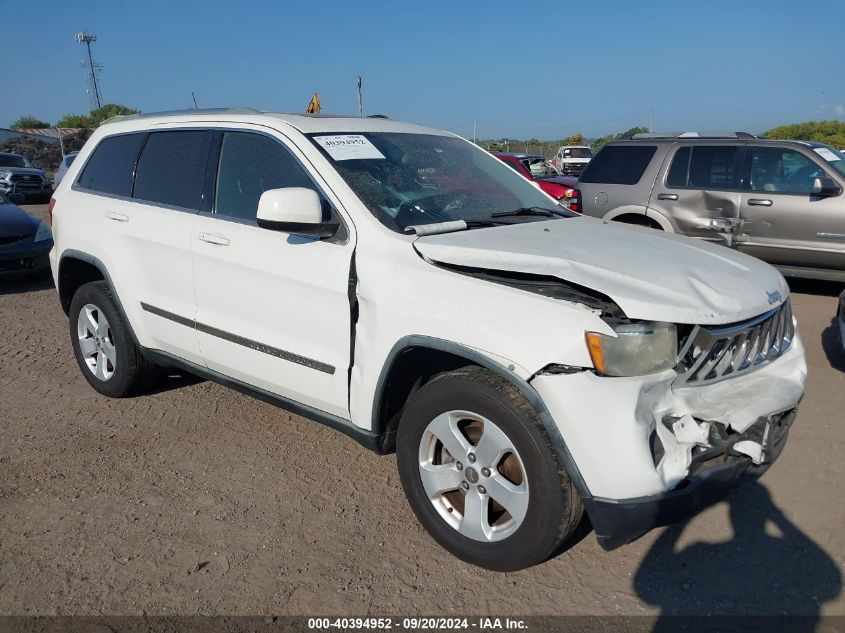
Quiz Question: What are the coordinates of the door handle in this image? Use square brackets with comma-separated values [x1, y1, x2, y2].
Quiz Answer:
[656, 193, 678, 201]
[747, 198, 773, 207]
[105, 211, 129, 222]
[198, 232, 230, 246]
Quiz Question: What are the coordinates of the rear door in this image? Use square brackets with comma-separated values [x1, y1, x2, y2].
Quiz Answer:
[191, 127, 355, 419]
[649, 143, 744, 242]
[736, 144, 845, 270]
[73, 130, 207, 365]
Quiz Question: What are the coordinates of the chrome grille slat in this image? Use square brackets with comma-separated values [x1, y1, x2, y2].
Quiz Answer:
[675, 300, 794, 387]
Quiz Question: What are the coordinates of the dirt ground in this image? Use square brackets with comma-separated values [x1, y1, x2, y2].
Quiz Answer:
[1, 205, 844, 617]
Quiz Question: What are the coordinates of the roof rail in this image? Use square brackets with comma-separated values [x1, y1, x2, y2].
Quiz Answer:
[102, 107, 263, 125]
[629, 131, 757, 140]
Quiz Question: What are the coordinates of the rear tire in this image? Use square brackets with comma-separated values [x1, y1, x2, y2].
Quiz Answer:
[69, 281, 158, 397]
[396, 366, 583, 571]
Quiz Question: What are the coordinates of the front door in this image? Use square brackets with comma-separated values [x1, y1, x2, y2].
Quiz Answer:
[737, 145, 845, 270]
[191, 128, 355, 419]
[649, 143, 743, 243]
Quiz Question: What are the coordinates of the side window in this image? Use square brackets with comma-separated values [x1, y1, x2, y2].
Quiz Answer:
[133, 131, 211, 209]
[214, 131, 322, 221]
[76, 133, 146, 196]
[750, 147, 826, 194]
[687, 146, 738, 189]
[579, 145, 657, 185]
[666, 146, 691, 187]
[503, 160, 523, 175]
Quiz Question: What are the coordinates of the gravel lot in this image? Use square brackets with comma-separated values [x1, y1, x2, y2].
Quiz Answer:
[1, 205, 843, 617]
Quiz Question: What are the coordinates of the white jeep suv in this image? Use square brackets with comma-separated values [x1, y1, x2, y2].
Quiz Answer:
[49, 109, 807, 571]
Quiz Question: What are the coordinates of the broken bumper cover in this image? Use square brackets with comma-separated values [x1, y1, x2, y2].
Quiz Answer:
[584, 407, 796, 550]
[531, 329, 806, 549]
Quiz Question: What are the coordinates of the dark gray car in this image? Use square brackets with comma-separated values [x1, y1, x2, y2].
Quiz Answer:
[578, 133, 845, 281]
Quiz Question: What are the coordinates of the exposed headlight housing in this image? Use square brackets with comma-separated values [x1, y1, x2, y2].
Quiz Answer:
[585, 321, 678, 376]
[33, 221, 52, 243]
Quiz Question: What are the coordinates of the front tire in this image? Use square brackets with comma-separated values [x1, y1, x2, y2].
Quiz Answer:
[69, 281, 158, 397]
[396, 366, 583, 571]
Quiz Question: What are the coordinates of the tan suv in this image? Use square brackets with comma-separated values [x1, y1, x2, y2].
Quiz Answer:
[577, 133, 845, 281]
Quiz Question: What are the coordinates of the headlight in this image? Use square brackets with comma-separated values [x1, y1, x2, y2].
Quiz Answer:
[33, 221, 52, 243]
[585, 321, 678, 376]
[0, 170, 10, 180]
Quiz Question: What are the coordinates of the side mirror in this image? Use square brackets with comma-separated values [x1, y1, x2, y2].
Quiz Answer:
[8, 193, 25, 205]
[256, 187, 338, 238]
[811, 177, 839, 196]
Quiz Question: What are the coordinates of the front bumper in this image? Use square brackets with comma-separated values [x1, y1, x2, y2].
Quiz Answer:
[0, 181, 51, 201]
[0, 239, 53, 274]
[584, 407, 795, 549]
[531, 330, 806, 549]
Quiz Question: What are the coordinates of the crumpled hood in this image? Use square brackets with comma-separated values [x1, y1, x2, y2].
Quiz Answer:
[413, 217, 789, 325]
[0, 203, 36, 238]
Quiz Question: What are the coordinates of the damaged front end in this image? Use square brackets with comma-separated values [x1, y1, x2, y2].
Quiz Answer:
[531, 300, 807, 550]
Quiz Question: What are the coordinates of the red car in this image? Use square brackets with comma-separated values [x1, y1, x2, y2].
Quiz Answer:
[494, 152, 581, 212]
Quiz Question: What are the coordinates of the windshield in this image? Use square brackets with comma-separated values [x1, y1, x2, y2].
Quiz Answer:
[522, 158, 560, 179]
[0, 154, 31, 168]
[563, 147, 593, 159]
[309, 132, 563, 232]
[813, 145, 845, 178]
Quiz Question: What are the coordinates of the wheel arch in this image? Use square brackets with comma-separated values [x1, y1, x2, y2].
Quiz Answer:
[371, 335, 591, 498]
[57, 250, 141, 348]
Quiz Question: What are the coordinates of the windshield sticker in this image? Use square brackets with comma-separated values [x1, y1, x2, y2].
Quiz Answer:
[314, 135, 385, 161]
[814, 147, 842, 162]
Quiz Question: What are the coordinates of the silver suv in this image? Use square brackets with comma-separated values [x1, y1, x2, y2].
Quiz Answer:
[578, 133, 845, 281]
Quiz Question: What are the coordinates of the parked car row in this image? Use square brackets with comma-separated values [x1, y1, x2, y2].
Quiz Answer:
[44, 110, 806, 571]
[572, 132, 845, 282]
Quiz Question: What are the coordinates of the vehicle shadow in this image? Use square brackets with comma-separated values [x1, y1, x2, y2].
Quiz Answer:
[821, 317, 845, 372]
[786, 277, 844, 298]
[633, 480, 841, 630]
[145, 370, 205, 396]
[0, 273, 54, 295]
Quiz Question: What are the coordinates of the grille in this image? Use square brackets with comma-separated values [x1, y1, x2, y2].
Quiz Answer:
[675, 300, 794, 386]
[10, 174, 39, 182]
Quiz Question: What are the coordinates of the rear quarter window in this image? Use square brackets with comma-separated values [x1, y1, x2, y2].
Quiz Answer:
[579, 145, 657, 185]
[76, 133, 146, 196]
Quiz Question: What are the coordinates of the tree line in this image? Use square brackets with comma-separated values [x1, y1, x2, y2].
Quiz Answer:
[9, 104, 140, 130]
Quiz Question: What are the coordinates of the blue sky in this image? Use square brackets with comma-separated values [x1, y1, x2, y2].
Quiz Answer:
[5, 0, 844, 139]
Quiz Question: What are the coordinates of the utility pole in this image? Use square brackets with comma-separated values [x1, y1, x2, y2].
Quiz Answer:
[473, 120, 477, 144]
[357, 75, 363, 117]
[650, 107, 655, 133]
[191, 91, 199, 109]
[76, 32, 103, 110]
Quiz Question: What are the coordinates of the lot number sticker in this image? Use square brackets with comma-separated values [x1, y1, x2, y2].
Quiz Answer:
[814, 147, 842, 162]
[315, 135, 385, 161]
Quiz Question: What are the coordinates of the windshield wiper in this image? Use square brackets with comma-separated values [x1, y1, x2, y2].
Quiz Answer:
[491, 206, 571, 219]
[404, 219, 507, 236]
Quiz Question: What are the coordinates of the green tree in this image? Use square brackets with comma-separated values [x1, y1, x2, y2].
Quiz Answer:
[10, 115, 51, 129]
[592, 126, 650, 151]
[55, 113, 92, 128]
[564, 133, 585, 146]
[88, 103, 140, 126]
[56, 104, 141, 129]
[765, 120, 845, 149]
